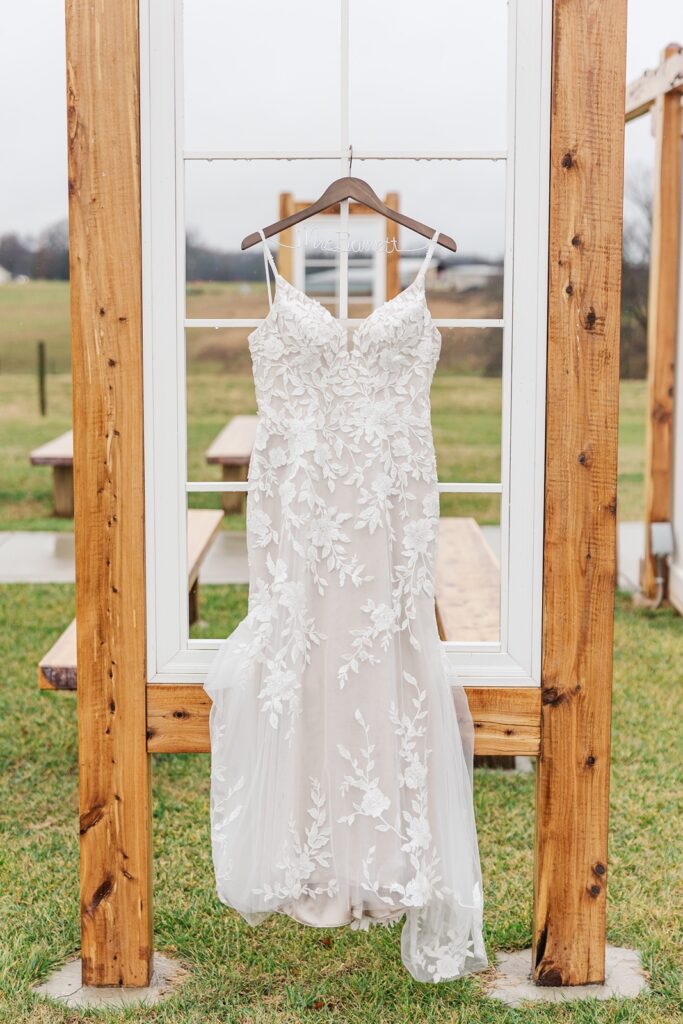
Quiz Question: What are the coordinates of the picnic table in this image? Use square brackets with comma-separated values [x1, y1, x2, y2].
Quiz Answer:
[38, 508, 223, 691]
[205, 415, 258, 513]
[29, 429, 74, 517]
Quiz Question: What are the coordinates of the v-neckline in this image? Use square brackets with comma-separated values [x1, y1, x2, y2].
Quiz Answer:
[268, 272, 430, 356]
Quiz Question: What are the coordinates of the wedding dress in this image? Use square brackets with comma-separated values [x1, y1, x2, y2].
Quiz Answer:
[203, 227, 488, 983]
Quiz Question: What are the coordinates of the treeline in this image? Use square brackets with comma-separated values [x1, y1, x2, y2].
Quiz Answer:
[0, 221, 70, 280]
[0, 217, 651, 379]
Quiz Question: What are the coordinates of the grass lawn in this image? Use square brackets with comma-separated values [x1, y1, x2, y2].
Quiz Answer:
[0, 281, 72, 374]
[0, 584, 680, 1022]
[0, 372, 646, 532]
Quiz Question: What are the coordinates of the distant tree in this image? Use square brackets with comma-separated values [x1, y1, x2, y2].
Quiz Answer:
[33, 220, 70, 280]
[620, 165, 651, 380]
[0, 219, 70, 280]
[0, 233, 34, 277]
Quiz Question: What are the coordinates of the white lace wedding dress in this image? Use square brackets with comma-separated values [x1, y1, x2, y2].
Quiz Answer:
[203, 228, 488, 983]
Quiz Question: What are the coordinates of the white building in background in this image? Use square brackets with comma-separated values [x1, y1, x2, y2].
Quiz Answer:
[425, 261, 503, 293]
[0, 266, 12, 284]
[305, 258, 503, 297]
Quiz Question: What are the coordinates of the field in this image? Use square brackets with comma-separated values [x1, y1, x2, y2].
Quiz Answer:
[0, 584, 680, 1022]
[0, 286, 679, 1022]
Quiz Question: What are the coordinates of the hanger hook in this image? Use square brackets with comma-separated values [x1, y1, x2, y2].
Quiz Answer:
[348, 144, 353, 177]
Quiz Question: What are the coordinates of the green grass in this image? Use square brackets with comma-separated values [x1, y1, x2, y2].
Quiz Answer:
[0, 372, 648, 532]
[0, 584, 681, 1022]
[0, 281, 72, 374]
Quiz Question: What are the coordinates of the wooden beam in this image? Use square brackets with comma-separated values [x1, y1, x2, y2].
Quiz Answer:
[66, 0, 152, 987]
[625, 44, 683, 122]
[277, 192, 296, 283]
[384, 191, 400, 299]
[145, 684, 541, 756]
[534, 0, 627, 987]
[640, 44, 682, 598]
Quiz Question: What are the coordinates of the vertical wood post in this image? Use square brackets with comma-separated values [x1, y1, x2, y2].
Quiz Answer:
[278, 191, 296, 283]
[384, 191, 400, 300]
[534, 0, 627, 985]
[66, 0, 153, 986]
[641, 43, 682, 598]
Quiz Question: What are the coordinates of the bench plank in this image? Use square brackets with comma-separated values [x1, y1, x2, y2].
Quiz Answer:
[205, 415, 258, 466]
[435, 517, 500, 643]
[187, 509, 223, 589]
[29, 429, 74, 467]
[206, 415, 258, 514]
[39, 509, 223, 691]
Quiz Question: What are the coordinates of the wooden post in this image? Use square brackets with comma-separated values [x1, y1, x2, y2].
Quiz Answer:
[278, 192, 296, 283]
[66, 0, 153, 987]
[640, 43, 682, 598]
[384, 191, 400, 299]
[37, 340, 47, 416]
[534, 0, 627, 986]
[53, 465, 75, 519]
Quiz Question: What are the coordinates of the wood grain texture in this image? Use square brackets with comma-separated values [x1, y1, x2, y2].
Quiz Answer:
[641, 44, 682, 598]
[66, 0, 152, 986]
[146, 684, 540, 756]
[534, 0, 627, 986]
[384, 191, 400, 300]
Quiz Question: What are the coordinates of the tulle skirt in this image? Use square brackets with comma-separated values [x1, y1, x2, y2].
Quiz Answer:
[204, 590, 488, 983]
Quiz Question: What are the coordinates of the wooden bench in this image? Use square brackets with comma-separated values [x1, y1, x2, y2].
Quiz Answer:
[435, 517, 500, 643]
[29, 429, 74, 517]
[38, 508, 223, 691]
[205, 415, 258, 514]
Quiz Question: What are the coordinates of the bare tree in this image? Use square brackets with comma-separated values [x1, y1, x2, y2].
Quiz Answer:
[620, 164, 652, 379]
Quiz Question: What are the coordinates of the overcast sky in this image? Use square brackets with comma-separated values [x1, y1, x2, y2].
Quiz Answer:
[0, 1, 679, 258]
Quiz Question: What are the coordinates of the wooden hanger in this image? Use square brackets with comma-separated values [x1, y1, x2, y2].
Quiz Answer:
[241, 175, 457, 253]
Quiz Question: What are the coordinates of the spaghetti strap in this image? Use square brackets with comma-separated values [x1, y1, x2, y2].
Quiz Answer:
[258, 229, 278, 309]
[415, 228, 441, 284]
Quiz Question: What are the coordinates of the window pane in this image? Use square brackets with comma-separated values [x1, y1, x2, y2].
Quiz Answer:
[186, 331, 257, 538]
[437, 495, 501, 644]
[187, 501, 249, 640]
[432, 329, 503, 490]
[185, 159, 343, 318]
[183, 0, 341, 150]
[349, 0, 508, 151]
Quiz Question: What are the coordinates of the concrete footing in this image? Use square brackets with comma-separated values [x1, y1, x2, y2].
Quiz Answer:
[33, 954, 186, 1009]
[485, 945, 649, 1007]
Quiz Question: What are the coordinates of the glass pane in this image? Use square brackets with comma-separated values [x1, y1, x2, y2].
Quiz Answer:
[437, 495, 501, 644]
[187, 499, 249, 639]
[183, 0, 341, 150]
[349, 0, 508, 151]
[190, 582, 250, 641]
[186, 331, 257, 542]
[432, 329, 503, 491]
[359, 160, 505, 301]
[185, 159, 342, 318]
[185, 159, 505, 319]
[184, 497, 248, 639]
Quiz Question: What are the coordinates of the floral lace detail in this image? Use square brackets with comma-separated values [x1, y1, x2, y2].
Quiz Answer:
[338, 673, 442, 905]
[252, 779, 339, 904]
[203, 234, 488, 983]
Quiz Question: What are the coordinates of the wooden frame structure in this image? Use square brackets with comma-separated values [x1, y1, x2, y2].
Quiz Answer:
[277, 190, 401, 305]
[65, 0, 627, 989]
[625, 44, 683, 602]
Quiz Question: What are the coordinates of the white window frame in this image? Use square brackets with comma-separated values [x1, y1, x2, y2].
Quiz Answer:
[140, 0, 552, 686]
